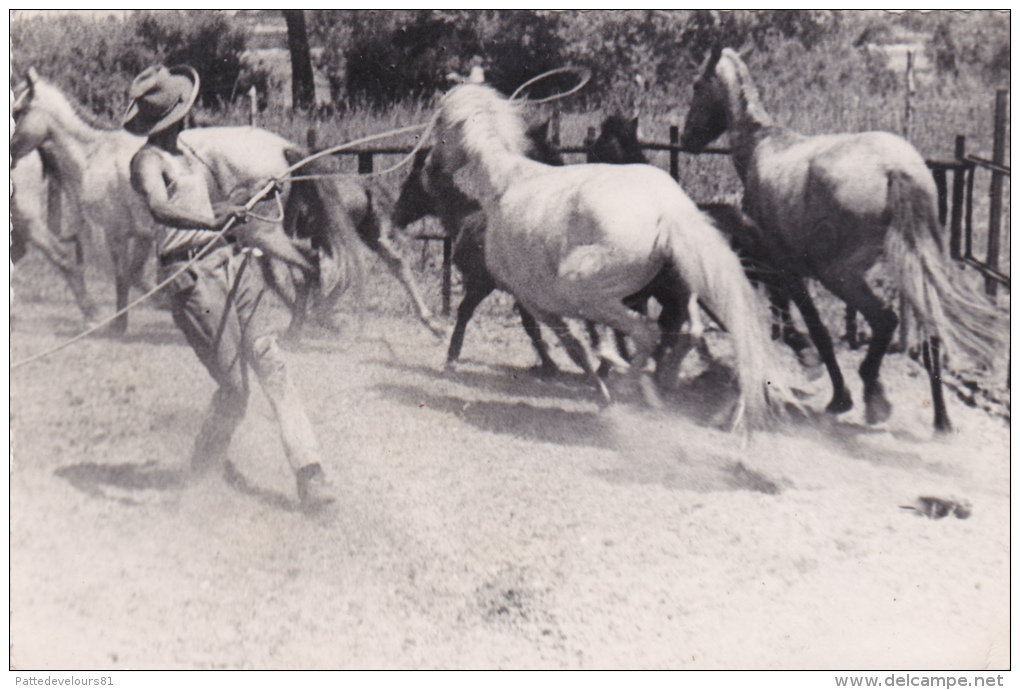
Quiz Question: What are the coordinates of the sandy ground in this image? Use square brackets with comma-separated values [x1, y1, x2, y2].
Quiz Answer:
[9, 256, 1011, 670]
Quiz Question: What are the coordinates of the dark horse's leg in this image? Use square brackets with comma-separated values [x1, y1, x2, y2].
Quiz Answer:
[543, 314, 611, 405]
[446, 282, 490, 366]
[769, 287, 813, 355]
[448, 221, 558, 375]
[845, 307, 859, 350]
[446, 280, 557, 376]
[517, 304, 559, 376]
[781, 276, 853, 414]
[826, 274, 898, 425]
[921, 336, 952, 433]
[648, 281, 692, 392]
[586, 320, 628, 379]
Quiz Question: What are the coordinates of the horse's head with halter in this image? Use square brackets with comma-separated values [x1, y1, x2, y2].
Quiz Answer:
[680, 44, 756, 154]
[391, 148, 441, 229]
[679, 45, 730, 154]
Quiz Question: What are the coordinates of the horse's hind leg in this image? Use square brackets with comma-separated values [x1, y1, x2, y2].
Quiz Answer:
[652, 287, 694, 392]
[845, 306, 859, 349]
[111, 272, 131, 335]
[32, 229, 98, 326]
[768, 284, 813, 359]
[827, 274, 898, 425]
[922, 336, 952, 433]
[446, 281, 490, 367]
[782, 276, 852, 414]
[126, 235, 156, 292]
[268, 262, 309, 341]
[593, 302, 663, 409]
[364, 219, 444, 337]
[517, 304, 558, 376]
[585, 321, 629, 378]
[542, 314, 611, 404]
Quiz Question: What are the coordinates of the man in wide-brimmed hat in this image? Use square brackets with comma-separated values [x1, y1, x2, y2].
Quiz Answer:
[126, 64, 333, 507]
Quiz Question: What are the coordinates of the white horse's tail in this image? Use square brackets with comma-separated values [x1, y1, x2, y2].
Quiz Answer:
[660, 201, 797, 431]
[883, 170, 1003, 369]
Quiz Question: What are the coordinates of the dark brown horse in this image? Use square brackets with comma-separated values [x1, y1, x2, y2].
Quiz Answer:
[588, 113, 853, 414]
[680, 47, 1003, 431]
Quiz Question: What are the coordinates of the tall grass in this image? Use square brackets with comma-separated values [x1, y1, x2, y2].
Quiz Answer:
[18, 27, 1008, 332]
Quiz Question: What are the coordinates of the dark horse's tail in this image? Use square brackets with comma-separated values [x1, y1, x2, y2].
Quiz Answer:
[282, 148, 365, 308]
[883, 170, 1003, 368]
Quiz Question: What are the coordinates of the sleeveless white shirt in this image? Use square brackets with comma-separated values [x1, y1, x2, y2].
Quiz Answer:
[151, 144, 220, 257]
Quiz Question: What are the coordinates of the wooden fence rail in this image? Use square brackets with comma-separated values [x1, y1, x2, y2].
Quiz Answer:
[309, 107, 1009, 315]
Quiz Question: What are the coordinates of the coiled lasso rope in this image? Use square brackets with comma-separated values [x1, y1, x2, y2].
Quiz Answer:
[508, 66, 592, 104]
[285, 66, 592, 184]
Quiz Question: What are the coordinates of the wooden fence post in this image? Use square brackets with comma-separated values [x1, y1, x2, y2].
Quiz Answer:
[441, 238, 452, 316]
[358, 152, 373, 174]
[985, 89, 1007, 297]
[932, 167, 948, 226]
[669, 125, 679, 181]
[949, 135, 966, 260]
[903, 49, 915, 140]
[248, 85, 257, 127]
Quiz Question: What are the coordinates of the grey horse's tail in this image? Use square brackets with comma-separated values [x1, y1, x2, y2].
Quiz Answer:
[660, 197, 799, 432]
[883, 169, 1003, 369]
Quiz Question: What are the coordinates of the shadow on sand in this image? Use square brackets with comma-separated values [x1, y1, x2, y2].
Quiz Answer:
[376, 381, 614, 450]
[55, 461, 187, 505]
[55, 460, 326, 513]
[373, 357, 606, 405]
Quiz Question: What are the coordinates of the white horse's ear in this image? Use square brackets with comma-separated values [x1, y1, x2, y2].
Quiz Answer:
[27, 67, 39, 85]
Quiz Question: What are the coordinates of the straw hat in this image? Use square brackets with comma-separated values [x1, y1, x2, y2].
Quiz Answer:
[122, 64, 200, 136]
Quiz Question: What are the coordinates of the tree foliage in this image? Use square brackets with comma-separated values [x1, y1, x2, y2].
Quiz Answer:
[11, 10, 250, 122]
[11, 10, 1009, 119]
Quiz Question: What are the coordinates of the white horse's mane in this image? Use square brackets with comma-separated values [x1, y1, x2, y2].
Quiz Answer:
[718, 48, 773, 130]
[32, 77, 120, 133]
[437, 84, 530, 160]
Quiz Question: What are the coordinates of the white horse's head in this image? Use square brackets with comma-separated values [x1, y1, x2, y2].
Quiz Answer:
[11, 68, 52, 163]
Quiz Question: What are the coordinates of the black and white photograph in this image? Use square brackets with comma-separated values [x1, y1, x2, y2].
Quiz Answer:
[9, 9, 1011, 672]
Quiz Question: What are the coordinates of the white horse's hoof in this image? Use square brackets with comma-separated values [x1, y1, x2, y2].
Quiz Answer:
[598, 344, 630, 372]
[639, 374, 664, 409]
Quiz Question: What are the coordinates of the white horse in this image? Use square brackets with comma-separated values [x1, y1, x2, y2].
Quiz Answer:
[423, 83, 795, 430]
[679, 47, 1003, 432]
[10, 68, 439, 336]
[11, 151, 101, 323]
